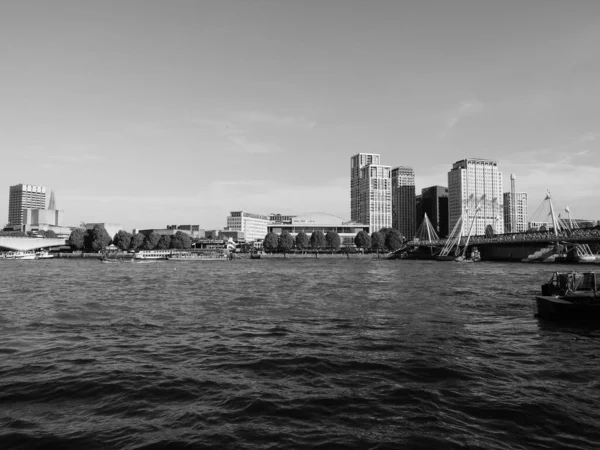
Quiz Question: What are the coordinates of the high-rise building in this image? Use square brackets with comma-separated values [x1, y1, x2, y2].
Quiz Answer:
[350, 154, 391, 233]
[448, 159, 504, 236]
[421, 186, 449, 237]
[226, 211, 270, 241]
[503, 173, 528, 233]
[48, 190, 56, 210]
[8, 184, 47, 229]
[392, 166, 416, 239]
[350, 153, 380, 223]
[415, 194, 423, 226]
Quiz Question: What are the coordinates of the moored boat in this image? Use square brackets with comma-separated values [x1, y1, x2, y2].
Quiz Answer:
[2, 250, 38, 260]
[134, 250, 172, 260]
[535, 271, 600, 320]
[36, 250, 55, 259]
[167, 250, 229, 261]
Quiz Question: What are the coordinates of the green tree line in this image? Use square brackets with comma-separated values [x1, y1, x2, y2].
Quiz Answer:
[67, 226, 192, 252]
[262, 228, 404, 253]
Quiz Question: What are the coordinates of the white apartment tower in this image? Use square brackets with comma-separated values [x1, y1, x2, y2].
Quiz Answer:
[448, 159, 504, 236]
[503, 173, 528, 233]
[226, 211, 270, 242]
[350, 153, 391, 233]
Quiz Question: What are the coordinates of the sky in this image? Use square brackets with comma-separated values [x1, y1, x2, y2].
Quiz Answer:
[1, 0, 599, 231]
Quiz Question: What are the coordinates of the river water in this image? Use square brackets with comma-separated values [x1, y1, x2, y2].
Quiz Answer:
[0, 258, 599, 449]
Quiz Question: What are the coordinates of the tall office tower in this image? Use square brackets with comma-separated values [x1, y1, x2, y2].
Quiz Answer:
[350, 153, 381, 223]
[448, 159, 504, 236]
[8, 184, 47, 228]
[421, 186, 449, 237]
[392, 166, 416, 239]
[415, 194, 423, 225]
[503, 173, 528, 233]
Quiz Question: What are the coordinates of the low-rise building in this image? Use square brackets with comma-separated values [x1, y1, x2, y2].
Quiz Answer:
[226, 211, 270, 241]
[267, 212, 370, 247]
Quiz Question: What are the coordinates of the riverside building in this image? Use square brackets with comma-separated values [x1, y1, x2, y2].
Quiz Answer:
[226, 211, 270, 242]
[267, 213, 370, 247]
[392, 166, 416, 240]
[350, 153, 391, 233]
[7, 184, 47, 230]
[503, 173, 528, 233]
[448, 159, 504, 236]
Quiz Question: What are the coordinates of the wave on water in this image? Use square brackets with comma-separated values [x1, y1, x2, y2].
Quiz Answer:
[1, 259, 599, 449]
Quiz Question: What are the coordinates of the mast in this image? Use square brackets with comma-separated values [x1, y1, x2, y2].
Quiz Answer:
[425, 213, 432, 242]
[454, 206, 466, 256]
[462, 204, 481, 257]
[440, 214, 463, 256]
[546, 191, 560, 238]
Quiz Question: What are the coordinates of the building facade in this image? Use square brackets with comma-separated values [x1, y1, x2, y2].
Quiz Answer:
[391, 166, 416, 239]
[503, 173, 528, 233]
[8, 184, 47, 229]
[23, 209, 64, 227]
[226, 211, 270, 241]
[350, 153, 391, 233]
[267, 213, 370, 247]
[448, 159, 504, 236]
[269, 213, 296, 224]
[350, 153, 380, 223]
[420, 186, 449, 237]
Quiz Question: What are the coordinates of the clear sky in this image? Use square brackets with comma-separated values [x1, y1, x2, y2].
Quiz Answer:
[1, 0, 599, 231]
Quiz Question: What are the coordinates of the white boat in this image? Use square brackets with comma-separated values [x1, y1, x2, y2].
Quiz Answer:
[36, 250, 55, 259]
[167, 250, 229, 261]
[3, 251, 38, 260]
[134, 250, 172, 260]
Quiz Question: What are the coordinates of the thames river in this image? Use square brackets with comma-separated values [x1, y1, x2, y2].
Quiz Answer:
[1, 258, 599, 449]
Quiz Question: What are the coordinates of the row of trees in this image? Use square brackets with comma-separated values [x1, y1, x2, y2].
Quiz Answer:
[261, 228, 404, 253]
[67, 226, 192, 252]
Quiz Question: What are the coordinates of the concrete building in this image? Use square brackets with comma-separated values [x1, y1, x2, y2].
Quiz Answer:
[420, 186, 449, 237]
[448, 159, 504, 236]
[503, 173, 528, 233]
[350, 153, 391, 233]
[267, 212, 370, 247]
[392, 166, 416, 239]
[269, 213, 296, 224]
[226, 211, 270, 241]
[139, 225, 203, 238]
[23, 208, 64, 227]
[8, 184, 47, 229]
[167, 224, 203, 238]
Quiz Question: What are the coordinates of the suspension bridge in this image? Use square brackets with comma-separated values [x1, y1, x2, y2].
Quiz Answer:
[395, 192, 600, 262]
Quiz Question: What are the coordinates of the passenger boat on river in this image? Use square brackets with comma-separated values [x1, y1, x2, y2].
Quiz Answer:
[535, 271, 600, 320]
[167, 250, 230, 261]
[1, 250, 38, 260]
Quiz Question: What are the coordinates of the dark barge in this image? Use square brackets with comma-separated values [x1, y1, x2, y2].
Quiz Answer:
[535, 271, 600, 320]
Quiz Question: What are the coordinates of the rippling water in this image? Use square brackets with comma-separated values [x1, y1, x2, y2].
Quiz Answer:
[1, 258, 599, 449]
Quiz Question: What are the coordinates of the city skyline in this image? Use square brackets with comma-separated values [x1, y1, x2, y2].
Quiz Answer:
[1, 1, 599, 230]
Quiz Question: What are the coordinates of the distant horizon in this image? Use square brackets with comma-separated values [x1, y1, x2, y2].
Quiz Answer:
[2, 1, 599, 230]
